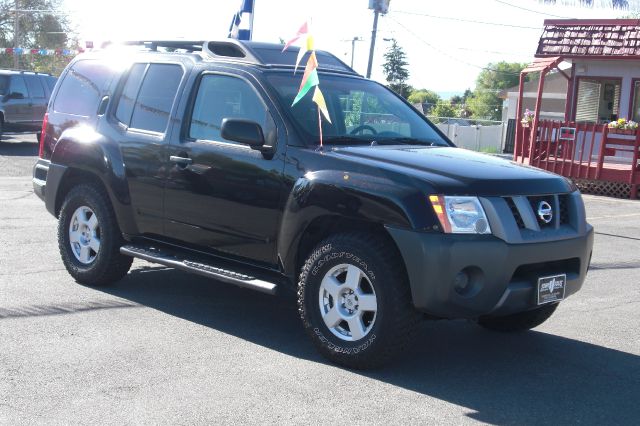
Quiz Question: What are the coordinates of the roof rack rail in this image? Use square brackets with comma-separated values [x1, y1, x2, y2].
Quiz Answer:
[100, 39, 357, 75]
[0, 68, 51, 75]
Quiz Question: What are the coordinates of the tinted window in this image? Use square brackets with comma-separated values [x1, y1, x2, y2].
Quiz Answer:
[45, 76, 56, 92]
[24, 75, 45, 98]
[115, 63, 146, 125]
[129, 64, 183, 133]
[9, 76, 28, 98]
[53, 60, 113, 116]
[0, 76, 9, 95]
[189, 74, 271, 143]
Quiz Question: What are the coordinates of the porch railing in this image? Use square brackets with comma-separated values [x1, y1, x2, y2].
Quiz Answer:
[514, 119, 640, 198]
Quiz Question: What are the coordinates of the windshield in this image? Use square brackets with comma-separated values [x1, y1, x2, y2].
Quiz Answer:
[265, 73, 450, 147]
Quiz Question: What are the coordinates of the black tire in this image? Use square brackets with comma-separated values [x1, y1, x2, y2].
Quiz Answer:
[36, 132, 42, 143]
[477, 303, 559, 332]
[298, 232, 420, 369]
[58, 183, 132, 286]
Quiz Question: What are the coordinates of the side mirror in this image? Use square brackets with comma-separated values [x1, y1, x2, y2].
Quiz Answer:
[221, 118, 265, 148]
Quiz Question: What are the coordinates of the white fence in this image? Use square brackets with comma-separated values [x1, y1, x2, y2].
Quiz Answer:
[428, 117, 506, 153]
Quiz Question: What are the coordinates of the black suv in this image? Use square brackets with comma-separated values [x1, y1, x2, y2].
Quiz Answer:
[33, 40, 593, 369]
[0, 70, 56, 141]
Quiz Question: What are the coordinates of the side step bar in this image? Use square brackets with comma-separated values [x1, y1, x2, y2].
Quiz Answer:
[120, 245, 278, 295]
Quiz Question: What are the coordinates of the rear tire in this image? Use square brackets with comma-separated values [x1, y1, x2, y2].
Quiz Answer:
[36, 132, 42, 143]
[298, 232, 420, 369]
[477, 303, 559, 332]
[58, 184, 132, 286]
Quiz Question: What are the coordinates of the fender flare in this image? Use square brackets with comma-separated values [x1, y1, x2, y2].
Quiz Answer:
[277, 169, 434, 279]
[49, 127, 138, 235]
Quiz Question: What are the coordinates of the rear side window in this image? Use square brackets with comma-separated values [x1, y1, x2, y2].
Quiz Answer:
[24, 75, 45, 98]
[115, 63, 146, 125]
[117, 63, 183, 134]
[53, 60, 113, 116]
[9, 76, 28, 98]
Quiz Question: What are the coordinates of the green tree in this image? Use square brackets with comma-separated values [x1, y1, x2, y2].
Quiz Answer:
[468, 62, 527, 121]
[382, 39, 410, 98]
[431, 102, 456, 119]
[0, 0, 73, 74]
[407, 88, 440, 110]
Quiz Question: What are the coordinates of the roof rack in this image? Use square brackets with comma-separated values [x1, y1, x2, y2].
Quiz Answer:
[101, 39, 358, 75]
[0, 69, 52, 75]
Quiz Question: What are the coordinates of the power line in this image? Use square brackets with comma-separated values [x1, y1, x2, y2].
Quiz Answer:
[491, 0, 576, 18]
[388, 16, 523, 76]
[392, 10, 542, 30]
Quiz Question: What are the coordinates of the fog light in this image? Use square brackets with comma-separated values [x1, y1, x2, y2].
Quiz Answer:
[454, 271, 470, 294]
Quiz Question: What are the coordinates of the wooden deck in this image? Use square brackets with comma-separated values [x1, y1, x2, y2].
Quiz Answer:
[514, 120, 640, 199]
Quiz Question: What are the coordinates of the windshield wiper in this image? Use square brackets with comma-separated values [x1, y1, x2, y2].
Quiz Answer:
[321, 136, 373, 145]
[375, 137, 439, 146]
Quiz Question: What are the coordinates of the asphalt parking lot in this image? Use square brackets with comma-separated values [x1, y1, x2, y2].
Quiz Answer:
[1, 134, 639, 425]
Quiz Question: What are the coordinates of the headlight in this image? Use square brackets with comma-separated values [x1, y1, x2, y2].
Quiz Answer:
[429, 195, 491, 234]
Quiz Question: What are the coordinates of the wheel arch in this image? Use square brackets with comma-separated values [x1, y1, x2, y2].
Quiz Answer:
[50, 128, 137, 235]
[278, 172, 420, 285]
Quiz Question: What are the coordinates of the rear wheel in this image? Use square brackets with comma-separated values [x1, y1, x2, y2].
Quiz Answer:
[477, 303, 559, 332]
[298, 232, 420, 369]
[58, 184, 132, 286]
[36, 132, 42, 143]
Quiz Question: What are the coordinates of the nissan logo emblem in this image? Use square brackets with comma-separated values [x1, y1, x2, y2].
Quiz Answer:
[537, 201, 553, 224]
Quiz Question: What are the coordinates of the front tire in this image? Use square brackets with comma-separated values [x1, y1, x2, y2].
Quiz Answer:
[298, 232, 420, 369]
[477, 303, 559, 332]
[58, 184, 132, 286]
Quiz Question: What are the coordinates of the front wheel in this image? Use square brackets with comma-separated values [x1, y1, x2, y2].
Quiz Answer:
[477, 303, 559, 332]
[58, 184, 132, 286]
[298, 232, 420, 369]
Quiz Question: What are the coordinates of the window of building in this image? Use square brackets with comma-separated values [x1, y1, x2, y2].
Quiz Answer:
[53, 60, 114, 116]
[632, 80, 640, 123]
[129, 64, 183, 133]
[189, 74, 272, 144]
[574, 78, 621, 124]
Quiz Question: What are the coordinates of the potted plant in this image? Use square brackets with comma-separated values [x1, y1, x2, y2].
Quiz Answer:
[521, 109, 534, 128]
[607, 118, 638, 135]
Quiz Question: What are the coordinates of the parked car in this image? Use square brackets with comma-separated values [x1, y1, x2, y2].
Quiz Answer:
[32, 40, 593, 369]
[0, 70, 56, 142]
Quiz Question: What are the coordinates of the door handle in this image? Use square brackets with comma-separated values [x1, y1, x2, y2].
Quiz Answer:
[169, 155, 193, 167]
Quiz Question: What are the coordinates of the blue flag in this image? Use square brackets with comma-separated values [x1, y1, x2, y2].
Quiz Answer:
[228, 0, 254, 41]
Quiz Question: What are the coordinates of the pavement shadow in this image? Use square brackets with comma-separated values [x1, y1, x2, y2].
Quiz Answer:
[100, 265, 640, 425]
[0, 139, 39, 156]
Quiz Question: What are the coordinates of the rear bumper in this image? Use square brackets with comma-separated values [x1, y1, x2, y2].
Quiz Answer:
[386, 226, 594, 319]
[32, 158, 66, 217]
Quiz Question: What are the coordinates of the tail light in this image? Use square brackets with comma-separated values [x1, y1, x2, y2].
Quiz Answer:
[38, 112, 48, 158]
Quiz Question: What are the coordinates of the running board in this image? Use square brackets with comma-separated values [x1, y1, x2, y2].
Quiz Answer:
[120, 245, 278, 295]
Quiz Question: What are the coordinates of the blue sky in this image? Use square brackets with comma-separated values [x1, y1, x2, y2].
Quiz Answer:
[63, 0, 629, 93]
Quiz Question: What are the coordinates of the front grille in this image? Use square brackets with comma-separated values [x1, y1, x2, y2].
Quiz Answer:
[505, 197, 525, 229]
[503, 193, 574, 232]
[558, 195, 570, 225]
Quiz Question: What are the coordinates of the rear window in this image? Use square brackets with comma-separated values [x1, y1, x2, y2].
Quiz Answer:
[44, 76, 56, 92]
[115, 63, 183, 134]
[53, 60, 114, 116]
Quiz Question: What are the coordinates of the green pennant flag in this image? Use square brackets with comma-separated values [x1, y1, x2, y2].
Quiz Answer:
[292, 69, 319, 106]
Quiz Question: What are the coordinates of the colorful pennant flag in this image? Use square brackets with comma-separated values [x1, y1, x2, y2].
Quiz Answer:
[283, 21, 332, 148]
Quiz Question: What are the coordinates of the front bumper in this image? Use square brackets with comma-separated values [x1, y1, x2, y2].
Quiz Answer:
[387, 226, 594, 319]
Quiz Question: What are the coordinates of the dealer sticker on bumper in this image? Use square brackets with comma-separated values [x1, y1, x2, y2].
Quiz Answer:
[537, 274, 566, 305]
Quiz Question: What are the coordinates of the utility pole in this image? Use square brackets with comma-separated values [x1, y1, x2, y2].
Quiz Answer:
[13, 0, 19, 68]
[365, 9, 379, 79]
[348, 37, 363, 69]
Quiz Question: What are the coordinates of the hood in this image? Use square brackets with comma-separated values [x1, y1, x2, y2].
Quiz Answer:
[330, 146, 574, 196]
